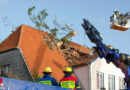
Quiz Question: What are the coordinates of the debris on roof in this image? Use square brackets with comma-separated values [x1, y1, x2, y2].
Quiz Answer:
[42, 30, 97, 66]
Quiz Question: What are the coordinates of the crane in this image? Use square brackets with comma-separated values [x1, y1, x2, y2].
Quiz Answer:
[110, 10, 130, 31]
[82, 19, 130, 89]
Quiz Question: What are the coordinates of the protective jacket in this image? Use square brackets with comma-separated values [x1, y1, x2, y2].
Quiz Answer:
[59, 75, 81, 90]
[38, 75, 58, 86]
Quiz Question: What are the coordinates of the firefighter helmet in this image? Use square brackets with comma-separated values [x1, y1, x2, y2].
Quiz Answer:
[64, 67, 72, 72]
[44, 67, 52, 73]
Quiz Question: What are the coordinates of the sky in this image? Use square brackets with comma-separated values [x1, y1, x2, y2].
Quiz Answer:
[0, 0, 130, 54]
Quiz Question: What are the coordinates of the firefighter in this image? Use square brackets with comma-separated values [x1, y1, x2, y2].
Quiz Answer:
[38, 67, 58, 86]
[59, 66, 81, 90]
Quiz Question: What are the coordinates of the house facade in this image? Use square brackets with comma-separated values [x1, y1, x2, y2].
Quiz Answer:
[0, 48, 33, 81]
[73, 57, 126, 90]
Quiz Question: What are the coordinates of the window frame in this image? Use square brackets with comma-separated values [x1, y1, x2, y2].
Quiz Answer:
[0, 64, 10, 76]
[108, 74, 115, 90]
[96, 72, 104, 89]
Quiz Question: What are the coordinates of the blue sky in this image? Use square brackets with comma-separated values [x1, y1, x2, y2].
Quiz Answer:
[0, 0, 130, 54]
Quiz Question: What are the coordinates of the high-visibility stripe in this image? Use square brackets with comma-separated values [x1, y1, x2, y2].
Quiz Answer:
[38, 80, 51, 85]
[121, 62, 127, 70]
[76, 86, 81, 88]
[61, 81, 75, 88]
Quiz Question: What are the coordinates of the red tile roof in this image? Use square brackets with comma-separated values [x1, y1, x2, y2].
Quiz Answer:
[0, 25, 68, 81]
[0, 26, 21, 51]
[70, 42, 90, 54]
[0, 24, 97, 80]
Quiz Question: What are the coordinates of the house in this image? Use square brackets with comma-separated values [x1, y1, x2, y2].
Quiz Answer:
[0, 24, 68, 81]
[0, 24, 92, 81]
[73, 56, 126, 90]
[0, 24, 126, 90]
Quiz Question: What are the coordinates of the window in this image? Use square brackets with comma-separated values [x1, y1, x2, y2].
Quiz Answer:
[108, 75, 115, 90]
[119, 78, 126, 89]
[1, 65, 10, 76]
[97, 72, 104, 89]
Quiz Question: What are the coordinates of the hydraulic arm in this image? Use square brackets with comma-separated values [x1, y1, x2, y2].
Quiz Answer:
[82, 19, 130, 88]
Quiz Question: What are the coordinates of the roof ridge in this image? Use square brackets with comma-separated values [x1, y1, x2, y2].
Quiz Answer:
[17, 24, 24, 47]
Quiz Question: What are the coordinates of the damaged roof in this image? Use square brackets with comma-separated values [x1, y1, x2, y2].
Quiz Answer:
[0, 24, 97, 80]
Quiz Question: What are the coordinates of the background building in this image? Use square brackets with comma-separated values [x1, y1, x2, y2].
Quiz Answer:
[74, 57, 126, 90]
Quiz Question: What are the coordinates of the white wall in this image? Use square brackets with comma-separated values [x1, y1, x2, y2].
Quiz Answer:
[74, 65, 89, 90]
[90, 57, 125, 90]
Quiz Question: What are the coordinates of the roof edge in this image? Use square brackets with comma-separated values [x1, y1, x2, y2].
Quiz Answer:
[72, 56, 99, 68]
[17, 24, 24, 46]
[72, 62, 89, 68]
[0, 48, 18, 53]
[17, 47, 34, 81]
[89, 56, 99, 64]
